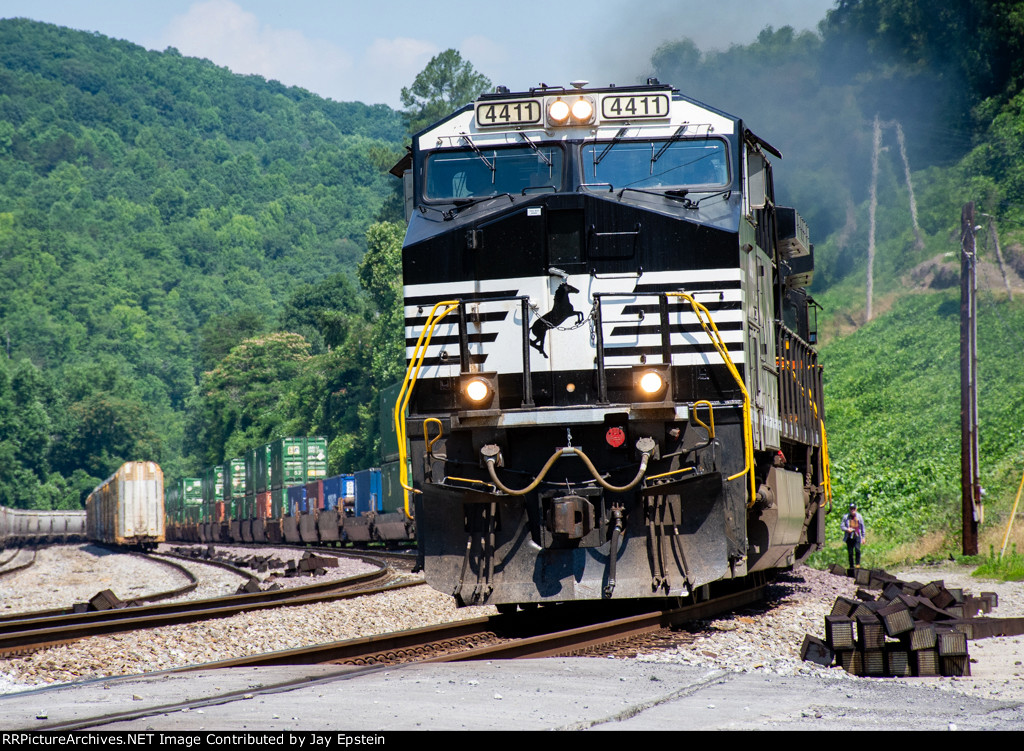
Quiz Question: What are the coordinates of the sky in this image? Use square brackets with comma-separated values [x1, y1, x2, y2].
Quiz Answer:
[1, 0, 836, 109]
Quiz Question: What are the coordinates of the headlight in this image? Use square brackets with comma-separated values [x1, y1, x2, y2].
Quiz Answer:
[548, 99, 570, 124]
[570, 97, 594, 122]
[546, 96, 595, 126]
[459, 372, 499, 409]
[638, 371, 664, 394]
[632, 364, 671, 402]
[465, 378, 491, 402]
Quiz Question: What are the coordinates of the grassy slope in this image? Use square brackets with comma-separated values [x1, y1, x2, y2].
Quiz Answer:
[810, 289, 1024, 567]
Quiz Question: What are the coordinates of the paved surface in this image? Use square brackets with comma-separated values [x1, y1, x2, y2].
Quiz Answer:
[2, 659, 1023, 731]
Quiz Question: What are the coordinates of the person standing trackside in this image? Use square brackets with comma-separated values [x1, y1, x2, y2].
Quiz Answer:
[841, 503, 866, 568]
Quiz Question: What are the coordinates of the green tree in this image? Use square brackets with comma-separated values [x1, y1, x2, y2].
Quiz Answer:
[360, 222, 406, 388]
[51, 392, 162, 482]
[0, 358, 55, 508]
[400, 49, 491, 136]
[185, 332, 312, 466]
[280, 273, 367, 353]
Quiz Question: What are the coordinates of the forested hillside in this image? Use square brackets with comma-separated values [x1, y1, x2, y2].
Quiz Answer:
[3, 0, 1024, 563]
[0, 19, 405, 507]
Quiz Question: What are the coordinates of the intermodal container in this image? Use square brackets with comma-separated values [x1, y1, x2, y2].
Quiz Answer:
[379, 383, 404, 464]
[254, 443, 273, 493]
[270, 487, 285, 518]
[178, 477, 202, 525]
[305, 480, 324, 511]
[380, 459, 411, 514]
[354, 468, 382, 516]
[225, 457, 245, 518]
[287, 484, 306, 515]
[256, 490, 272, 520]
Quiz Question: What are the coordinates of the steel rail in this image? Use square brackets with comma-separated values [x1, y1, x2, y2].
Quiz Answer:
[0, 548, 35, 579]
[0, 548, 205, 623]
[0, 567, 405, 656]
[431, 583, 766, 661]
[28, 582, 768, 731]
[166, 582, 767, 670]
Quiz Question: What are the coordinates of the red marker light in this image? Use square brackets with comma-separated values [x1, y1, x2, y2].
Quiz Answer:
[606, 427, 626, 448]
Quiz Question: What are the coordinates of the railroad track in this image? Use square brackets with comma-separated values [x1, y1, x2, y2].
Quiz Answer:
[0, 554, 407, 656]
[0, 548, 226, 625]
[29, 580, 768, 731]
[0, 548, 35, 579]
[187, 579, 768, 668]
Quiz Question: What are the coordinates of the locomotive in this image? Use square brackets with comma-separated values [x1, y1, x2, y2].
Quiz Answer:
[394, 80, 831, 606]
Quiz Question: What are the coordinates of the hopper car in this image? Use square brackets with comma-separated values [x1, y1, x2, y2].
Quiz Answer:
[0, 505, 86, 548]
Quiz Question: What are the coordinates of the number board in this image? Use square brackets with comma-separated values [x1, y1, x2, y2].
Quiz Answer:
[475, 99, 543, 127]
[600, 93, 671, 120]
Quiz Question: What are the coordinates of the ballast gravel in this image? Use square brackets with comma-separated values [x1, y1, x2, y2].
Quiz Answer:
[2, 545, 1024, 707]
[631, 563, 1024, 704]
[0, 544, 493, 693]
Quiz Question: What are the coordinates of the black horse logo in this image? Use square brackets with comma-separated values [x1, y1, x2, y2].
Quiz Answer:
[529, 282, 583, 359]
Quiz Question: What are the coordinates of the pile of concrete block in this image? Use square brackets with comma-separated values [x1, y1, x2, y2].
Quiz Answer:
[802, 565, 1006, 677]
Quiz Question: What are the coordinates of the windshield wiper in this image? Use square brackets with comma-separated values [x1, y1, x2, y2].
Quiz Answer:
[651, 125, 687, 165]
[459, 135, 495, 183]
[618, 186, 693, 205]
[617, 186, 730, 211]
[444, 193, 514, 220]
[518, 132, 552, 167]
[593, 127, 629, 166]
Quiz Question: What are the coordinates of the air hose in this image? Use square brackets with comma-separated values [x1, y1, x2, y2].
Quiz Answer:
[480, 438, 656, 496]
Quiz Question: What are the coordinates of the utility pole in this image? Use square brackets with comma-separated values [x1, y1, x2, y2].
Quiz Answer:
[961, 202, 980, 555]
[893, 122, 923, 249]
[866, 114, 880, 322]
[982, 215, 1013, 301]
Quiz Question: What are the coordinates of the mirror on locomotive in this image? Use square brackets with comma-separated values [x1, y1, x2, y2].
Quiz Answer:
[747, 150, 767, 211]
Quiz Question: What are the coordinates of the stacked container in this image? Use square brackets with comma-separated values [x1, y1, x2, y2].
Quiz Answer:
[226, 456, 246, 541]
[172, 477, 202, 541]
[373, 384, 414, 541]
[201, 465, 224, 541]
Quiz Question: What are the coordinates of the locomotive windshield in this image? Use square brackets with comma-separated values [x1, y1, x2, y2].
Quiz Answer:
[424, 144, 564, 200]
[581, 137, 729, 191]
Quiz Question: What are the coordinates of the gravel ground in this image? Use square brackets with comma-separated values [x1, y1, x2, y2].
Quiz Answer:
[0, 544, 209, 612]
[0, 544, 493, 693]
[3, 545, 1024, 708]
[633, 562, 1024, 704]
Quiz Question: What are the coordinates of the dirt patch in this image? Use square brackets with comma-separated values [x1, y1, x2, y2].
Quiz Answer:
[882, 530, 950, 564]
[906, 253, 1024, 296]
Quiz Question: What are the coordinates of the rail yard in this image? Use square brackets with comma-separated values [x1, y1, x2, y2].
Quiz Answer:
[2, 542, 1024, 730]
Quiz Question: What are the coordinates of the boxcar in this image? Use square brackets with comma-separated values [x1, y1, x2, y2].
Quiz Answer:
[86, 461, 165, 548]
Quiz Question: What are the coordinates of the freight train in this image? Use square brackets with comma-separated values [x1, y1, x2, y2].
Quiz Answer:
[165, 417, 413, 546]
[1, 461, 162, 550]
[393, 80, 832, 606]
[85, 461, 165, 548]
[0, 505, 86, 548]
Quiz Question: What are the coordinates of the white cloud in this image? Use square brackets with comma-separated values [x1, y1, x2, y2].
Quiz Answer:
[360, 37, 439, 105]
[159, 0, 355, 100]
[459, 35, 504, 81]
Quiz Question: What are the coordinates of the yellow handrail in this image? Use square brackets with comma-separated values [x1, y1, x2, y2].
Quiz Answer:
[665, 293, 756, 506]
[424, 418, 444, 454]
[779, 354, 833, 506]
[692, 399, 716, 439]
[395, 300, 461, 518]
